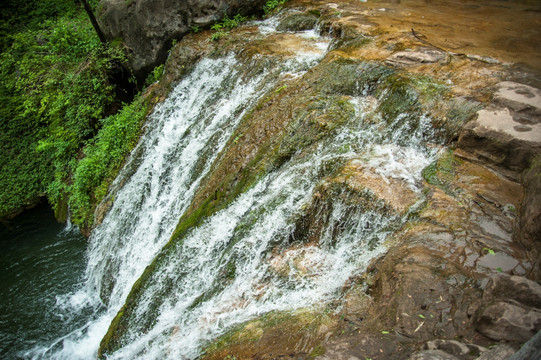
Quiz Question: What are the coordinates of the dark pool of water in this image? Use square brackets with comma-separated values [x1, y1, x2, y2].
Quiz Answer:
[0, 204, 89, 359]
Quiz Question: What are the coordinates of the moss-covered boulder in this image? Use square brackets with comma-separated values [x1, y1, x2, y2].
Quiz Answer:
[276, 12, 319, 32]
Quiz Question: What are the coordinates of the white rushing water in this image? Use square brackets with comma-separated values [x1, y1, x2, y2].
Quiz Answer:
[103, 87, 437, 359]
[28, 16, 440, 360]
[27, 26, 331, 360]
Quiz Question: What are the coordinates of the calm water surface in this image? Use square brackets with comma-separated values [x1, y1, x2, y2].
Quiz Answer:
[0, 204, 89, 359]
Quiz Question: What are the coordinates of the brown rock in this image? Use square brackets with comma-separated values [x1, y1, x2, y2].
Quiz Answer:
[482, 274, 541, 309]
[424, 339, 486, 359]
[458, 81, 541, 173]
[476, 344, 517, 360]
[477, 302, 541, 343]
[458, 106, 541, 172]
[408, 350, 460, 360]
[520, 155, 541, 254]
[333, 159, 421, 215]
[385, 49, 446, 68]
[494, 81, 541, 118]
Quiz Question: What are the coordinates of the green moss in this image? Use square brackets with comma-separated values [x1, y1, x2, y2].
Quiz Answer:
[422, 150, 462, 195]
[275, 95, 355, 167]
[98, 307, 126, 358]
[309, 344, 326, 358]
[308, 9, 322, 17]
[203, 308, 333, 357]
[53, 195, 69, 223]
[276, 13, 318, 32]
[331, 36, 372, 53]
[310, 57, 368, 96]
[376, 74, 421, 123]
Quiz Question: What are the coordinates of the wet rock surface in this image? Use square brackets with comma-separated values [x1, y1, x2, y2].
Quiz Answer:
[385, 49, 446, 68]
[458, 80, 541, 174]
[276, 12, 318, 32]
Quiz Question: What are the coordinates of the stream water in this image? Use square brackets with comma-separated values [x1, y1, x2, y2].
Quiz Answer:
[4, 15, 440, 360]
[0, 205, 88, 359]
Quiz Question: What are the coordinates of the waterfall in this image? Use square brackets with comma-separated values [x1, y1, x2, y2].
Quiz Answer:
[28, 16, 440, 360]
[27, 25, 331, 360]
[102, 87, 436, 360]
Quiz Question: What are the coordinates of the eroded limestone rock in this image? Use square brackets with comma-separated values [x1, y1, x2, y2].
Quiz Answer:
[476, 344, 517, 360]
[458, 81, 541, 173]
[482, 274, 541, 309]
[332, 159, 421, 215]
[385, 48, 446, 68]
[508, 330, 541, 360]
[494, 81, 541, 118]
[423, 339, 486, 359]
[477, 302, 541, 343]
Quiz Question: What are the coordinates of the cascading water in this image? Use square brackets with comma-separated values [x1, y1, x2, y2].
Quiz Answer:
[27, 14, 442, 360]
[101, 85, 437, 359]
[26, 21, 331, 360]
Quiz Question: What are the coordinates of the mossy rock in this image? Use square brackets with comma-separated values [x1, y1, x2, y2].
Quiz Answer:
[53, 195, 69, 223]
[201, 308, 335, 360]
[289, 178, 396, 248]
[274, 95, 355, 167]
[431, 97, 482, 143]
[422, 150, 462, 196]
[276, 12, 319, 32]
[308, 57, 369, 96]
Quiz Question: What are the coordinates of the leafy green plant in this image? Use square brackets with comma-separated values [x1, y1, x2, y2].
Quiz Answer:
[145, 64, 164, 86]
[264, 0, 288, 16]
[69, 96, 149, 225]
[0, 10, 119, 216]
[210, 30, 228, 41]
[0, 3, 143, 225]
[209, 13, 249, 41]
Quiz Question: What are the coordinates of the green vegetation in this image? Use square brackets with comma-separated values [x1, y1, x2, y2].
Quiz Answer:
[264, 0, 288, 16]
[422, 150, 461, 196]
[69, 96, 149, 225]
[0, 0, 147, 225]
[210, 14, 250, 41]
[145, 64, 164, 87]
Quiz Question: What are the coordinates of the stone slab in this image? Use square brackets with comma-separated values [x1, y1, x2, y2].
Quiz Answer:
[494, 81, 541, 118]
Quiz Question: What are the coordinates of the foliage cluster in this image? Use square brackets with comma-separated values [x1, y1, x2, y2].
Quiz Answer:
[0, 0, 147, 226]
[210, 14, 250, 41]
[263, 0, 288, 16]
[144, 64, 164, 87]
[69, 96, 148, 225]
